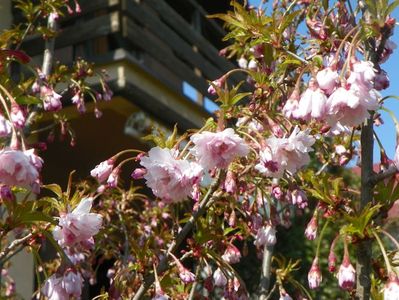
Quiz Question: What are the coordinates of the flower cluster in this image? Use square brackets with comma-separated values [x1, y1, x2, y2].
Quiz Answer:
[283, 60, 381, 129]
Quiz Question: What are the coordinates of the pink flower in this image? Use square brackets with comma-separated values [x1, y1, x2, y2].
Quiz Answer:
[0, 114, 11, 137]
[308, 258, 322, 289]
[140, 147, 203, 202]
[337, 261, 356, 290]
[326, 85, 379, 127]
[255, 126, 315, 178]
[222, 244, 241, 264]
[316, 67, 339, 95]
[53, 197, 102, 247]
[296, 78, 328, 120]
[0, 148, 42, 190]
[41, 86, 62, 112]
[254, 225, 276, 248]
[42, 270, 83, 300]
[348, 60, 376, 89]
[190, 128, 249, 170]
[90, 159, 114, 183]
[384, 276, 399, 300]
[213, 268, 228, 287]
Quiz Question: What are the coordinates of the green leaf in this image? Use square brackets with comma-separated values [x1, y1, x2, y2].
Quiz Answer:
[18, 211, 56, 225]
[141, 134, 166, 148]
[385, 0, 399, 16]
[229, 92, 252, 106]
[165, 124, 178, 149]
[15, 95, 41, 105]
[42, 184, 63, 198]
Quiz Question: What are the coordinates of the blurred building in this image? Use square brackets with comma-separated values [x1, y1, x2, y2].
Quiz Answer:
[3, 0, 240, 298]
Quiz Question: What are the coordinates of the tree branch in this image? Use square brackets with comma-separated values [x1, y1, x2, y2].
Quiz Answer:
[131, 171, 224, 300]
[0, 233, 33, 262]
[369, 165, 398, 185]
[355, 116, 374, 300]
[259, 244, 274, 300]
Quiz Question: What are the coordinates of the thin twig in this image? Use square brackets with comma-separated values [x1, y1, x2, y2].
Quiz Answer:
[0, 233, 33, 262]
[131, 171, 224, 300]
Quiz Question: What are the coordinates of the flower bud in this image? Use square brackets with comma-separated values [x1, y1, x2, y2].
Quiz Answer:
[305, 215, 318, 240]
[131, 168, 146, 180]
[328, 250, 337, 272]
[308, 257, 322, 289]
[338, 259, 356, 290]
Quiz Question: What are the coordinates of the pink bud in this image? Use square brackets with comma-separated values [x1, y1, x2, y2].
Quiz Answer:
[179, 268, 196, 284]
[337, 257, 356, 290]
[328, 250, 337, 272]
[207, 77, 225, 95]
[131, 168, 146, 179]
[91, 159, 114, 183]
[221, 244, 241, 264]
[291, 189, 308, 209]
[107, 167, 121, 188]
[271, 186, 283, 200]
[308, 257, 322, 289]
[94, 108, 102, 119]
[305, 215, 318, 240]
[10, 103, 26, 129]
[223, 170, 237, 194]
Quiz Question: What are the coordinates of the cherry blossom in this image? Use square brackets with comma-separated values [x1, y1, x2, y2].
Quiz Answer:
[140, 147, 203, 202]
[255, 126, 315, 178]
[190, 128, 249, 170]
[53, 197, 102, 247]
[0, 148, 42, 190]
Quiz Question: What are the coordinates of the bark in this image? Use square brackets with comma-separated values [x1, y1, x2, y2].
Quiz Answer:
[259, 244, 274, 300]
[355, 116, 374, 300]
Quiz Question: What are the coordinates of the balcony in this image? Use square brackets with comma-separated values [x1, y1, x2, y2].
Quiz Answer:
[22, 0, 240, 129]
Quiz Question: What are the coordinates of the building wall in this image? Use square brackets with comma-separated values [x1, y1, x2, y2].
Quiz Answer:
[0, 0, 12, 31]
